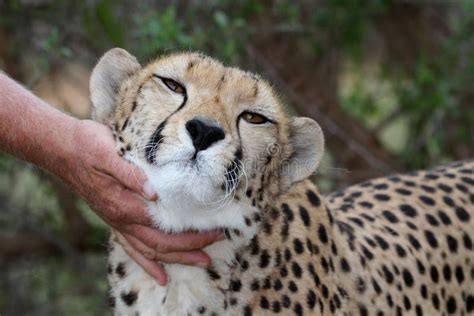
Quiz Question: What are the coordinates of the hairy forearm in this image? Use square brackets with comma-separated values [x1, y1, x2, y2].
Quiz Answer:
[0, 73, 79, 173]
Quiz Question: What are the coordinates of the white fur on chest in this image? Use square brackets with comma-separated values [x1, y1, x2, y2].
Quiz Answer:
[109, 202, 257, 316]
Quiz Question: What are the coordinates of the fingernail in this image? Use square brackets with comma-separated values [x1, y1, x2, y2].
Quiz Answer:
[156, 276, 167, 286]
[196, 260, 210, 269]
[143, 181, 158, 201]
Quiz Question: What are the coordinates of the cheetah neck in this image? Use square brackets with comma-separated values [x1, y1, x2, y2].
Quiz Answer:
[189, 179, 343, 315]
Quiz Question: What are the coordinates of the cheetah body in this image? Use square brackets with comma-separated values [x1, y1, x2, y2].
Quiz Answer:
[89, 48, 474, 315]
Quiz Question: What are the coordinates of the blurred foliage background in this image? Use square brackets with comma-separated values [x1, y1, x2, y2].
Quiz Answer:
[0, 0, 473, 314]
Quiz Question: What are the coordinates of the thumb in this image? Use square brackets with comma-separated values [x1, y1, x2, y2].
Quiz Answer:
[107, 155, 157, 201]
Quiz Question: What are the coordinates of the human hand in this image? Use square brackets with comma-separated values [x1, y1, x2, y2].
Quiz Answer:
[58, 119, 224, 285]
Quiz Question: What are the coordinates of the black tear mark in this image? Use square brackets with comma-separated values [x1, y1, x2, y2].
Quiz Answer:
[145, 120, 167, 164]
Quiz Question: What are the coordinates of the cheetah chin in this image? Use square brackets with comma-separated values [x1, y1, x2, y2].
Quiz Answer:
[90, 48, 474, 315]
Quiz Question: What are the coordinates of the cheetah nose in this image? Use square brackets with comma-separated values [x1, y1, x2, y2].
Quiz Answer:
[185, 117, 225, 154]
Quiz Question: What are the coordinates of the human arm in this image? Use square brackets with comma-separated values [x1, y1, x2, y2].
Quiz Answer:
[0, 73, 223, 285]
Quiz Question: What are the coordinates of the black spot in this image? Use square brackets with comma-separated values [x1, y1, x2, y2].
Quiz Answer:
[374, 235, 389, 250]
[356, 277, 366, 293]
[464, 233, 473, 250]
[420, 284, 428, 299]
[288, 281, 298, 293]
[374, 183, 389, 190]
[107, 295, 116, 307]
[400, 204, 417, 217]
[374, 194, 391, 201]
[230, 279, 242, 292]
[455, 206, 470, 222]
[395, 188, 412, 196]
[291, 261, 303, 278]
[340, 258, 351, 272]
[455, 265, 464, 284]
[359, 304, 369, 316]
[259, 250, 271, 268]
[294, 302, 303, 316]
[241, 260, 249, 271]
[282, 295, 291, 308]
[280, 221, 289, 241]
[430, 266, 439, 283]
[299, 206, 311, 227]
[419, 195, 435, 206]
[402, 269, 414, 287]
[424, 230, 438, 248]
[280, 265, 288, 277]
[359, 201, 374, 209]
[416, 260, 426, 274]
[442, 264, 451, 281]
[395, 244, 407, 257]
[438, 210, 452, 225]
[406, 221, 418, 230]
[307, 290, 317, 309]
[322, 284, 329, 298]
[244, 217, 251, 226]
[461, 176, 474, 185]
[408, 234, 422, 250]
[115, 263, 126, 278]
[443, 196, 455, 207]
[349, 217, 364, 228]
[420, 185, 436, 193]
[207, 268, 221, 280]
[382, 265, 394, 283]
[446, 296, 457, 314]
[284, 248, 292, 262]
[466, 295, 474, 312]
[260, 296, 269, 309]
[446, 235, 458, 253]
[293, 238, 304, 254]
[432, 293, 440, 310]
[273, 279, 283, 291]
[282, 203, 294, 222]
[382, 210, 399, 223]
[318, 225, 329, 244]
[243, 305, 252, 316]
[120, 291, 138, 306]
[437, 183, 452, 193]
[246, 189, 252, 198]
[361, 245, 374, 260]
[306, 190, 321, 206]
[404, 295, 412, 311]
[425, 213, 439, 226]
[456, 183, 468, 193]
[372, 278, 382, 294]
[197, 306, 206, 314]
[250, 279, 260, 291]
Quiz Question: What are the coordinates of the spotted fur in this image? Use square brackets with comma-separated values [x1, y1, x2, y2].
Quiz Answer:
[90, 48, 474, 315]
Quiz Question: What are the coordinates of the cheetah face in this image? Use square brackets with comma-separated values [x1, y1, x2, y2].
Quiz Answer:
[90, 48, 324, 231]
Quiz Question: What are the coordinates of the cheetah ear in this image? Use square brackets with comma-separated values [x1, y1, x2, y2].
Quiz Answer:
[90, 48, 141, 123]
[284, 117, 325, 185]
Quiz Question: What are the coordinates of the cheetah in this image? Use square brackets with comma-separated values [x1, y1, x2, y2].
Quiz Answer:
[89, 48, 474, 315]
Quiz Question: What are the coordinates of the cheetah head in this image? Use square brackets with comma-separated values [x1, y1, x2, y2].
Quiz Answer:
[90, 48, 324, 232]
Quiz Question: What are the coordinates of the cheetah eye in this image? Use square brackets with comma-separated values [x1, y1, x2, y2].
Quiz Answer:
[241, 111, 269, 124]
[161, 78, 185, 94]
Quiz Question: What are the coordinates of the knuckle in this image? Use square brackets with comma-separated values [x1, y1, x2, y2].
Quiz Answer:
[142, 250, 156, 260]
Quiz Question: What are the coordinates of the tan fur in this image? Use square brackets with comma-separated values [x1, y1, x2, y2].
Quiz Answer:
[90, 49, 474, 315]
